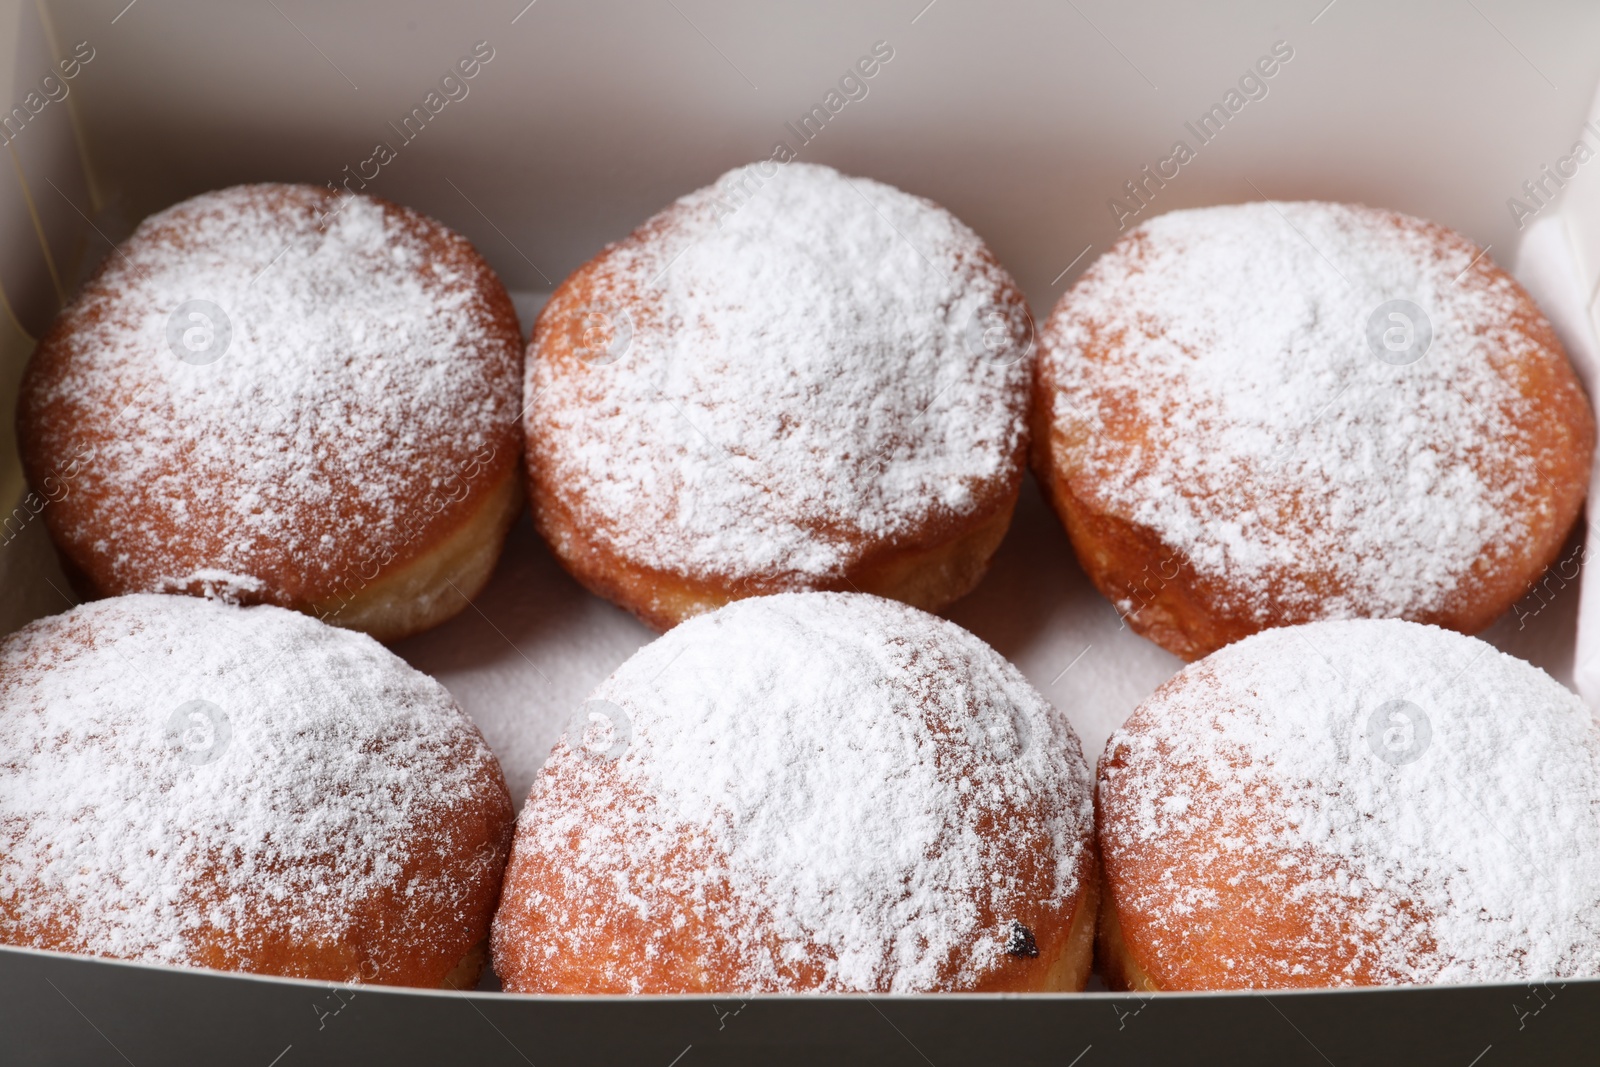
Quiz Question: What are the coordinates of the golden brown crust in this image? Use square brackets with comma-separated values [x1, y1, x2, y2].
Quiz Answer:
[1095, 727, 1351, 991]
[491, 763, 828, 994]
[442, 940, 491, 990]
[16, 184, 525, 643]
[532, 429, 1019, 632]
[1094, 883, 1160, 993]
[1033, 209, 1595, 662]
[164, 785, 515, 988]
[310, 463, 524, 642]
[1096, 736, 1409, 990]
[971, 848, 1100, 994]
[491, 759, 1097, 994]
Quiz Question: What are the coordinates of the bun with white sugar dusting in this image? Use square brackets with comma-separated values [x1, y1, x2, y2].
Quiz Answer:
[0, 594, 515, 987]
[526, 163, 1035, 631]
[1097, 618, 1600, 990]
[18, 183, 525, 643]
[1035, 201, 1593, 661]
[491, 592, 1098, 993]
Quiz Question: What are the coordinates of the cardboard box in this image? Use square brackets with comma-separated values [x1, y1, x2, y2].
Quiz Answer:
[4, 1, 1600, 1062]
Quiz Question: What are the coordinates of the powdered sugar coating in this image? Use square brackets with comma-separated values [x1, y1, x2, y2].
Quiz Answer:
[527, 162, 1032, 586]
[493, 592, 1093, 993]
[1041, 201, 1587, 623]
[1099, 619, 1600, 986]
[19, 184, 522, 610]
[0, 595, 512, 980]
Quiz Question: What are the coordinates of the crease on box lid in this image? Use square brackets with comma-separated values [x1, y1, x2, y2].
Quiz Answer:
[1513, 80, 1600, 710]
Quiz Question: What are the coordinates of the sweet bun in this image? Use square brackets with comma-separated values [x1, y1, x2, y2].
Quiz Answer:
[0, 594, 514, 987]
[17, 183, 524, 642]
[1035, 202, 1594, 660]
[1097, 618, 1600, 989]
[526, 162, 1034, 630]
[492, 592, 1097, 993]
